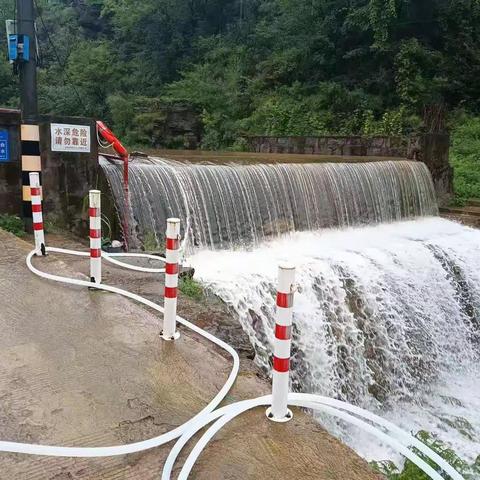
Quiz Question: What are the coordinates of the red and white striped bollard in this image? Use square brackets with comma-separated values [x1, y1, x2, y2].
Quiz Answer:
[162, 218, 181, 341]
[29, 172, 46, 256]
[266, 263, 296, 422]
[89, 190, 102, 284]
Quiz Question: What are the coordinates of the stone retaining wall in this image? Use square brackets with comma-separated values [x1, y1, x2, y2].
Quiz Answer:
[245, 134, 453, 206]
[0, 111, 101, 233]
[245, 135, 412, 157]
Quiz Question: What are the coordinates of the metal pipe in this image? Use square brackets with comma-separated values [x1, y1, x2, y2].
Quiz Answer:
[96, 121, 129, 250]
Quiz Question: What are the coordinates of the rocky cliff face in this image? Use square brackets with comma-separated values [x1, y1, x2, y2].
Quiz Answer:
[154, 104, 203, 149]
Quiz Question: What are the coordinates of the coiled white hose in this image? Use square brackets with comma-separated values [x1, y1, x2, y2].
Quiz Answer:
[0, 245, 462, 480]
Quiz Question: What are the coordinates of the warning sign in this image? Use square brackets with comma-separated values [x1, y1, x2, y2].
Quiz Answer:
[51, 123, 91, 153]
[0, 130, 9, 162]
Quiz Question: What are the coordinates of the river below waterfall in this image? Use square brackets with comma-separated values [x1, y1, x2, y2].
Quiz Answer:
[188, 217, 480, 466]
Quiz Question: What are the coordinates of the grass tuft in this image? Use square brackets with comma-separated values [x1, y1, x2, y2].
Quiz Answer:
[0, 214, 25, 237]
[178, 276, 204, 301]
[371, 430, 480, 479]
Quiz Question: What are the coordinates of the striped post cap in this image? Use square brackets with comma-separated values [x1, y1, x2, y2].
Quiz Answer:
[161, 218, 181, 341]
[266, 263, 296, 422]
[29, 172, 46, 256]
[89, 190, 102, 284]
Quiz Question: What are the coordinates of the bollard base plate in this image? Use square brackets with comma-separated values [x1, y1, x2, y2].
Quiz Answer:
[265, 407, 293, 423]
[34, 244, 47, 257]
[161, 330, 180, 341]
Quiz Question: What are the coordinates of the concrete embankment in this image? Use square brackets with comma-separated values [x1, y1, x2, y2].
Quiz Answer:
[0, 229, 382, 480]
[440, 199, 480, 228]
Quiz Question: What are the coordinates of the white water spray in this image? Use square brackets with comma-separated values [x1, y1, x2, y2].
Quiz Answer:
[190, 217, 480, 465]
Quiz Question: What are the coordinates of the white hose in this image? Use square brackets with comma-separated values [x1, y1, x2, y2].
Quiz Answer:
[163, 393, 463, 480]
[290, 393, 464, 480]
[161, 396, 271, 480]
[47, 246, 167, 273]
[0, 246, 461, 480]
[0, 247, 239, 457]
[175, 396, 447, 480]
[103, 252, 166, 273]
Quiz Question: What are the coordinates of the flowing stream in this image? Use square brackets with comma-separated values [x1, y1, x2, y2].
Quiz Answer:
[102, 157, 479, 468]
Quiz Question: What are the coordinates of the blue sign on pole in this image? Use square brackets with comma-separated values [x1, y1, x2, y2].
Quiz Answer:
[0, 130, 10, 163]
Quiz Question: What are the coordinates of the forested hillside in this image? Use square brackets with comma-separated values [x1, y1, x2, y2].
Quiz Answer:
[1, 0, 480, 151]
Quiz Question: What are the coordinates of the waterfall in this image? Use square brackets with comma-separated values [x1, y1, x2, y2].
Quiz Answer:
[101, 157, 438, 249]
[189, 218, 480, 462]
[102, 156, 478, 463]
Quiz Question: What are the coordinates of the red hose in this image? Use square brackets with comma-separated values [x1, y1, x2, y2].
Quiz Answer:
[96, 121, 129, 250]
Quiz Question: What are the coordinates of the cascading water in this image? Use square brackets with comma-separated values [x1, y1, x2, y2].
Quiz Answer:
[101, 157, 438, 249]
[102, 156, 479, 467]
[189, 218, 480, 465]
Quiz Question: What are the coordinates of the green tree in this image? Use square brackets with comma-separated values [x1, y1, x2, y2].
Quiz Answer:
[1, 0, 480, 148]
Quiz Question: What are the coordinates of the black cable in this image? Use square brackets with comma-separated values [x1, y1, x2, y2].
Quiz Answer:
[32, 0, 84, 109]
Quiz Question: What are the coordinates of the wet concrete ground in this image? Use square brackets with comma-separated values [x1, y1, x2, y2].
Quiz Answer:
[0, 229, 381, 479]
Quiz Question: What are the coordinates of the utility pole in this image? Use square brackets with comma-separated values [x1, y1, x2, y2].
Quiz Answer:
[16, 0, 38, 123]
[15, 0, 40, 231]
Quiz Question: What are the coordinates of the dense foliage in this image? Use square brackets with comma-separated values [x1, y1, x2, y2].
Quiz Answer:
[0, 1, 480, 149]
[450, 114, 480, 205]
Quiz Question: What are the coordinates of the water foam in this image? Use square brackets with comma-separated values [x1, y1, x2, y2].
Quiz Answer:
[189, 217, 480, 464]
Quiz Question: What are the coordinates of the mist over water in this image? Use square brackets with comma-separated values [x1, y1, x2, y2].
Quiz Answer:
[189, 218, 480, 463]
[103, 158, 479, 464]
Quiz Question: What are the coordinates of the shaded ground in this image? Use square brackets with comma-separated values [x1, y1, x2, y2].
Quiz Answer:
[0, 229, 382, 480]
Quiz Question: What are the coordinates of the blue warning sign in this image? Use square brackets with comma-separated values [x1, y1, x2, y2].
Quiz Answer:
[0, 130, 9, 162]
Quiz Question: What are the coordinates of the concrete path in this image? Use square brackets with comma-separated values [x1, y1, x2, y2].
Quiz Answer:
[0, 229, 381, 480]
